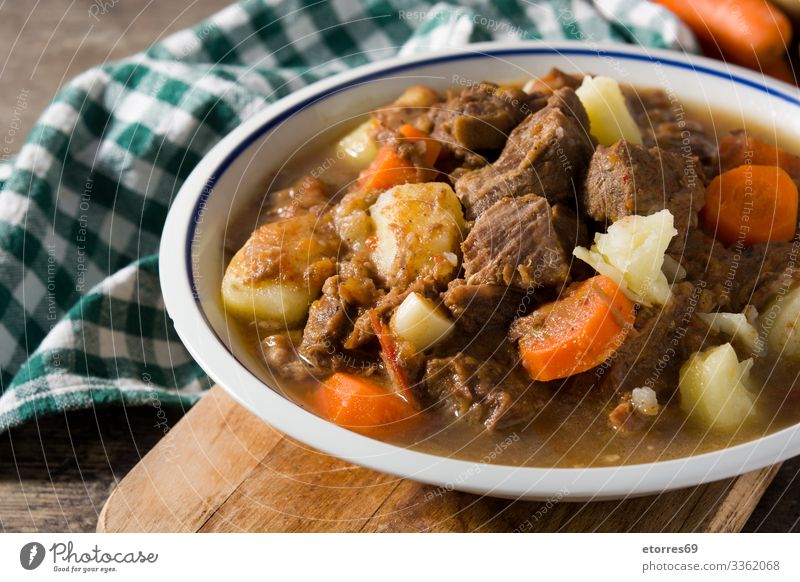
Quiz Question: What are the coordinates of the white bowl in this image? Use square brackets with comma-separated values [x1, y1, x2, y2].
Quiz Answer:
[160, 41, 800, 501]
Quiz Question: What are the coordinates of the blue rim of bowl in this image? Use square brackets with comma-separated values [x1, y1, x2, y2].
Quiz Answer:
[185, 46, 800, 301]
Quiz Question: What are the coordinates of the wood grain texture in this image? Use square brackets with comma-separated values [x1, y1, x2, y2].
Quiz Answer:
[97, 387, 282, 533]
[98, 386, 780, 533]
[0, 405, 187, 533]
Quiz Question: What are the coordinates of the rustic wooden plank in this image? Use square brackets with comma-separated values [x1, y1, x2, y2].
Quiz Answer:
[1, 406, 186, 533]
[97, 387, 283, 532]
[0, 479, 113, 533]
[199, 438, 402, 532]
[98, 387, 780, 533]
[692, 464, 782, 533]
[359, 480, 541, 532]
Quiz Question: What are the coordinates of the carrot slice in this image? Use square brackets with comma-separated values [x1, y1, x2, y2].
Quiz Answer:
[358, 125, 441, 191]
[358, 147, 419, 191]
[313, 372, 417, 429]
[653, 0, 792, 69]
[398, 123, 442, 167]
[701, 164, 798, 245]
[517, 275, 636, 382]
[719, 131, 800, 181]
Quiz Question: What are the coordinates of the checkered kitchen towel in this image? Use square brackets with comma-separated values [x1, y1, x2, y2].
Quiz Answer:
[0, 0, 696, 431]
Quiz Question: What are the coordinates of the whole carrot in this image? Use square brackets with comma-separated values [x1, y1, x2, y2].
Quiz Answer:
[654, 0, 792, 68]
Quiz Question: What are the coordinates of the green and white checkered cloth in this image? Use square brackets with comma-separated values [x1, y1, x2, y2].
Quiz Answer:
[0, 0, 696, 431]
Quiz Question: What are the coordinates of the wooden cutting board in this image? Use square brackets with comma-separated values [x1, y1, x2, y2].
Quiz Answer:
[97, 386, 779, 532]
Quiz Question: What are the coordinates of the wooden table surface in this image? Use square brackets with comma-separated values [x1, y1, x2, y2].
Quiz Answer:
[1, 0, 800, 533]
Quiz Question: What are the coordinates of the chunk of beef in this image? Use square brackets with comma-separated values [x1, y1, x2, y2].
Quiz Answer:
[299, 260, 382, 366]
[736, 241, 800, 311]
[455, 88, 596, 220]
[624, 87, 719, 178]
[336, 259, 380, 308]
[625, 87, 674, 128]
[462, 195, 573, 289]
[670, 229, 737, 311]
[674, 231, 800, 313]
[299, 275, 353, 367]
[429, 82, 535, 168]
[551, 200, 593, 280]
[423, 353, 549, 430]
[651, 120, 718, 180]
[582, 140, 705, 247]
[370, 85, 442, 143]
[522, 68, 583, 108]
[598, 281, 718, 397]
[441, 279, 528, 335]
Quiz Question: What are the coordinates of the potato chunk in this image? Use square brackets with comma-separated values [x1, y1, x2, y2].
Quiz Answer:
[336, 120, 378, 171]
[222, 278, 312, 326]
[679, 343, 756, 430]
[698, 311, 761, 354]
[222, 213, 339, 326]
[370, 182, 465, 285]
[575, 75, 642, 146]
[761, 286, 800, 358]
[391, 292, 454, 352]
[573, 209, 676, 305]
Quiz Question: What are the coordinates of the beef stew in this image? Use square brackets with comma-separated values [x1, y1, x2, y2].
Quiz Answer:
[220, 69, 800, 468]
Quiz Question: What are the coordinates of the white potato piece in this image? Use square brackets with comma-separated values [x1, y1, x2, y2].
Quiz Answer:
[761, 285, 800, 358]
[222, 213, 339, 327]
[392, 85, 442, 108]
[335, 120, 378, 171]
[698, 311, 761, 355]
[679, 343, 756, 430]
[222, 277, 311, 326]
[370, 182, 465, 284]
[573, 209, 677, 305]
[391, 292, 454, 351]
[575, 75, 642, 146]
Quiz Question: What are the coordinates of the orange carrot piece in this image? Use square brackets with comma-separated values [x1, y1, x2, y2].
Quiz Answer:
[517, 275, 635, 382]
[358, 125, 441, 191]
[399, 123, 442, 167]
[653, 0, 792, 68]
[358, 147, 419, 191]
[701, 164, 798, 245]
[719, 131, 800, 181]
[313, 372, 417, 429]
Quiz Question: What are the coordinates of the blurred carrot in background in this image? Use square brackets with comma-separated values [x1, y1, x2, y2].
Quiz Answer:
[653, 0, 792, 69]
